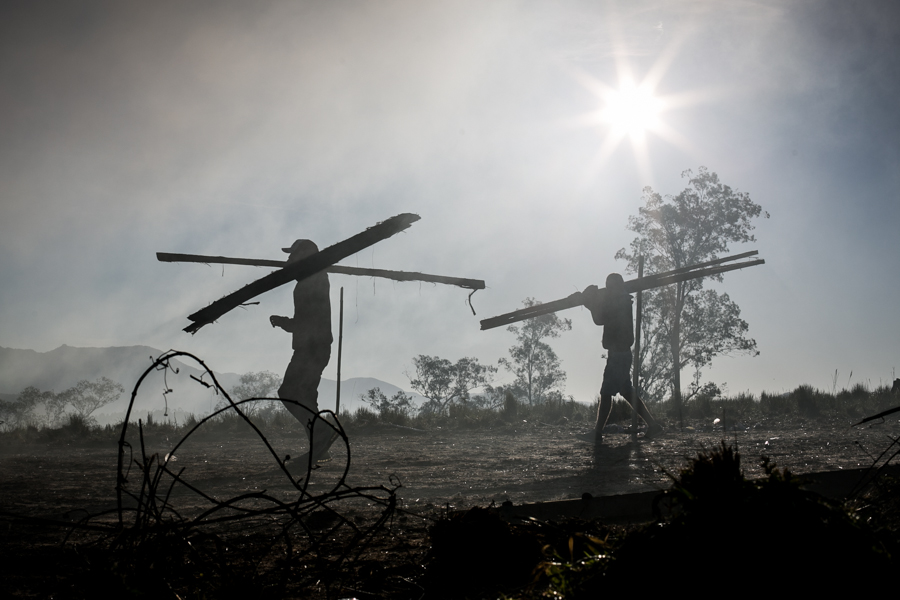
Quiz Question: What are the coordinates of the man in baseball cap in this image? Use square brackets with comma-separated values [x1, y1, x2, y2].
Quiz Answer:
[270, 239, 338, 466]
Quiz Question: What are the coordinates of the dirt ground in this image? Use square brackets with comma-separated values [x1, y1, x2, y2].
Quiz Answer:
[1, 416, 898, 521]
[1, 416, 898, 598]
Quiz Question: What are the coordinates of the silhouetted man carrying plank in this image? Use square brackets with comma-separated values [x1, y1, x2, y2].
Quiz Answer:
[158, 213, 487, 465]
[579, 273, 662, 444]
[480, 251, 764, 445]
[269, 239, 338, 463]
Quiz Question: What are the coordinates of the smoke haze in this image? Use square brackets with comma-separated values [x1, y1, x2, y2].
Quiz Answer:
[2, 0, 899, 401]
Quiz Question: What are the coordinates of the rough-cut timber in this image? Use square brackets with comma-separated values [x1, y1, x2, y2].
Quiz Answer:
[157, 252, 485, 290]
[480, 251, 764, 330]
[184, 213, 420, 334]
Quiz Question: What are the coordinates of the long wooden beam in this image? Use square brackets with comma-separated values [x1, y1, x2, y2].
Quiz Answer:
[157, 252, 485, 290]
[479, 254, 764, 330]
[637, 249, 758, 280]
[185, 213, 420, 334]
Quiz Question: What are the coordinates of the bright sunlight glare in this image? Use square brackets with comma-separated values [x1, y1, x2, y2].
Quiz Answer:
[600, 84, 663, 138]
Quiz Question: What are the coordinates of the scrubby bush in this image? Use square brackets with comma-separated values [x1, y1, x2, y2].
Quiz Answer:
[792, 383, 828, 417]
[605, 443, 893, 585]
[63, 412, 95, 436]
[360, 387, 415, 426]
[760, 390, 791, 415]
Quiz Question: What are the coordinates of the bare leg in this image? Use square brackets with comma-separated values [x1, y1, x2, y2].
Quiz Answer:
[598, 392, 661, 435]
[594, 393, 613, 441]
[633, 395, 659, 429]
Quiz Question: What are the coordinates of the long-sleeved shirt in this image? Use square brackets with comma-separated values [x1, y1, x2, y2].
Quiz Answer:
[288, 271, 333, 351]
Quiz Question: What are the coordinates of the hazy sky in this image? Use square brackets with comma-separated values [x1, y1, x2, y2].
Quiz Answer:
[2, 0, 899, 404]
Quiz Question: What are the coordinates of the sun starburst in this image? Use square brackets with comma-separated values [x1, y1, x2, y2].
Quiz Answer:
[567, 36, 700, 183]
[600, 81, 663, 139]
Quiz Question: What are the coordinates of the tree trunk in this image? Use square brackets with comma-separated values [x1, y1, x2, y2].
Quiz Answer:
[527, 333, 535, 405]
[671, 281, 684, 427]
[527, 356, 534, 405]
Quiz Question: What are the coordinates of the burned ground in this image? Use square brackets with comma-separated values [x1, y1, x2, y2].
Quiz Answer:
[1, 413, 898, 597]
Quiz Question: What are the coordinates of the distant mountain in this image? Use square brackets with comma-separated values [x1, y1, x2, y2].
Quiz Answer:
[0, 345, 422, 423]
[0, 344, 233, 395]
[0, 345, 242, 418]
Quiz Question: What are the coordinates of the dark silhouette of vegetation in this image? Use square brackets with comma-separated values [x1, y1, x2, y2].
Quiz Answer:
[422, 442, 897, 597]
[3, 378, 898, 443]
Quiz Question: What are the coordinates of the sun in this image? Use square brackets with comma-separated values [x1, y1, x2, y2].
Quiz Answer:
[577, 75, 682, 182]
[566, 47, 699, 182]
[600, 82, 663, 139]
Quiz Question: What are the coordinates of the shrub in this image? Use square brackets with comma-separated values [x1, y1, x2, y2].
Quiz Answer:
[360, 388, 414, 426]
[607, 443, 892, 584]
[62, 413, 94, 437]
[760, 391, 791, 415]
[792, 383, 822, 417]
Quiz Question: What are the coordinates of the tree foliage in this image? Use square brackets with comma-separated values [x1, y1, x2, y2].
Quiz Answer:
[230, 371, 283, 400]
[23, 387, 68, 428]
[0, 387, 49, 430]
[221, 371, 284, 417]
[64, 377, 125, 422]
[360, 387, 414, 421]
[499, 298, 572, 405]
[616, 167, 767, 404]
[408, 356, 497, 415]
[1, 378, 123, 431]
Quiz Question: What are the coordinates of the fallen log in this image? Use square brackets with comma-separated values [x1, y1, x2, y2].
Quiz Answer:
[185, 213, 420, 334]
[157, 252, 485, 290]
[480, 252, 764, 330]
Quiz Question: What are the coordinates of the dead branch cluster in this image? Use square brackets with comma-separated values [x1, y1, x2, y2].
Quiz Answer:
[5, 351, 413, 599]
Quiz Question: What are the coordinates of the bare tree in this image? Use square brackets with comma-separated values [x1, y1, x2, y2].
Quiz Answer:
[219, 371, 284, 417]
[63, 377, 125, 423]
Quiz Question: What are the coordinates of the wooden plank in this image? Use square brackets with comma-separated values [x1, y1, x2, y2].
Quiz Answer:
[158, 253, 285, 268]
[157, 252, 485, 290]
[640, 249, 758, 279]
[479, 255, 764, 330]
[184, 213, 420, 333]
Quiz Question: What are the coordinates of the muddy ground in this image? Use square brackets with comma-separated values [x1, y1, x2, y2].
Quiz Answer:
[1, 416, 898, 597]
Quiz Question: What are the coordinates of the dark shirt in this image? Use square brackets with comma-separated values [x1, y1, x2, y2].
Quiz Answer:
[586, 290, 635, 351]
[288, 272, 333, 351]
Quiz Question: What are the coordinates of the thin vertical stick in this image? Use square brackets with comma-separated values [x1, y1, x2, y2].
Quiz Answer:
[336, 287, 344, 414]
[632, 256, 643, 441]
